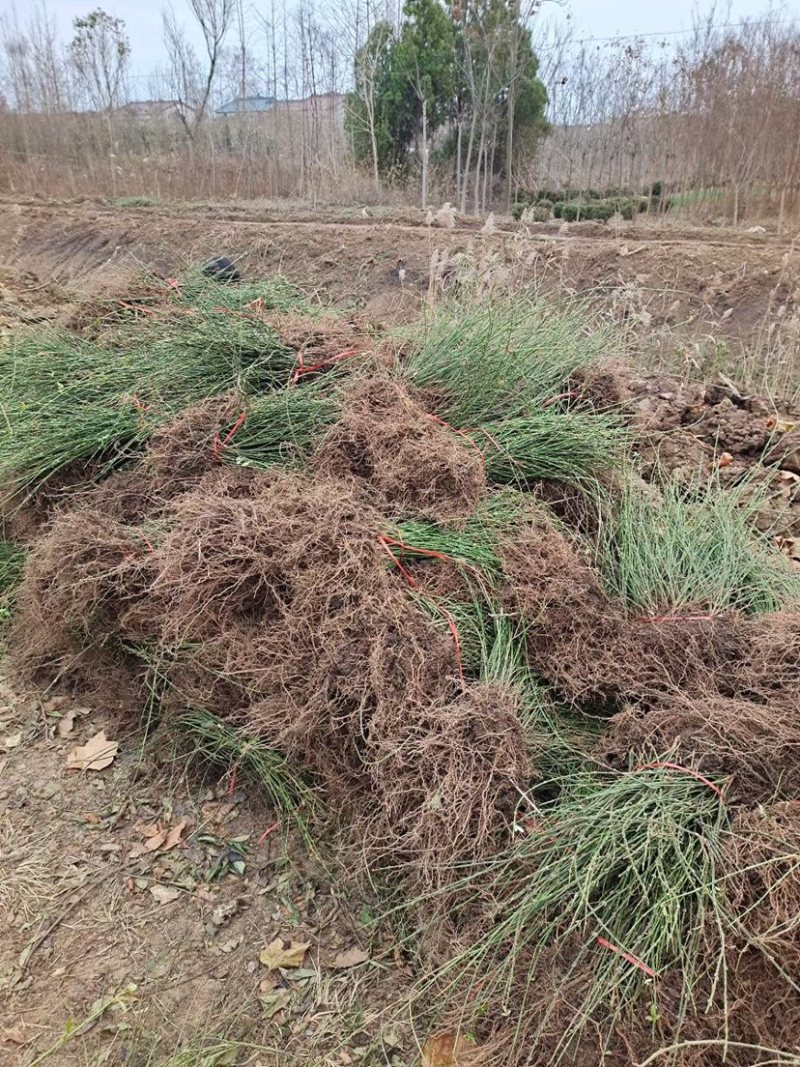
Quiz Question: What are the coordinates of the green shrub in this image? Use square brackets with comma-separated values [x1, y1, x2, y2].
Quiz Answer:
[582, 201, 616, 222]
[113, 196, 157, 208]
[559, 201, 582, 222]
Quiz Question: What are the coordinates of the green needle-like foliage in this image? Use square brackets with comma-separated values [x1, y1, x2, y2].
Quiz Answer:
[598, 475, 800, 616]
[404, 296, 616, 426]
[421, 767, 728, 1062]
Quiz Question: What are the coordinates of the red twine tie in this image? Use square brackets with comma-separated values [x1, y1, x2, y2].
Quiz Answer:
[211, 411, 247, 462]
[378, 535, 465, 684]
[596, 936, 657, 978]
[635, 760, 725, 801]
[291, 346, 361, 385]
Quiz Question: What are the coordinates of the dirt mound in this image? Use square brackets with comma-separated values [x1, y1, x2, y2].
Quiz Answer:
[578, 363, 800, 536]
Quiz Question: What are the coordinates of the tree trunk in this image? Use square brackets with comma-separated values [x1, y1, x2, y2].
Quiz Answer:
[505, 2, 520, 213]
[368, 93, 380, 188]
[455, 116, 463, 205]
[473, 130, 485, 216]
[421, 96, 429, 209]
[461, 109, 478, 215]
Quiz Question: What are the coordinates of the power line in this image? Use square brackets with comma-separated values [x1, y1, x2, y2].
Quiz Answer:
[535, 15, 800, 51]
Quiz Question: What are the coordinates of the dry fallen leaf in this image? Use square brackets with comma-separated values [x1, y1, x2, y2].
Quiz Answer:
[259, 938, 311, 970]
[259, 986, 295, 1020]
[331, 946, 370, 969]
[66, 731, 119, 772]
[2, 732, 22, 751]
[57, 710, 77, 737]
[718, 451, 733, 468]
[421, 1031, 479, 1067]
[2, 1024, 30, 1045]
[149, 884, 181, 905]
[145, 830, 169, 852]
[163, 818, 188, 851]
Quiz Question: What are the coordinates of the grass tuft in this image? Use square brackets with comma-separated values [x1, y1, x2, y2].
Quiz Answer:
[404, 296, 616, 426]
[419, 765, 728, 1061]
[598, 474, 800, 616]
[0, 274, 316, 501]
[476, 410, 623, 488]
[228, 380, 342, 469]
[177, 708, 318, 840]
[0, 539, 25, 623]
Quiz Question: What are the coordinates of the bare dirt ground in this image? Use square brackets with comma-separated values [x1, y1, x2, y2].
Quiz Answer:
[1, 197, 799, 1066]
[1, 667, 413, 1067]
[1, 197, 798, 349]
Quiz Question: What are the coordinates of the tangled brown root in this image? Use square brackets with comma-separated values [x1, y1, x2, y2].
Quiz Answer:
[9, 508, 154, 706]
[313, 376, 485, 524]
[361, 682, 532, 889]
[725, 802, 800, 968]
[598, 693, 800, 802]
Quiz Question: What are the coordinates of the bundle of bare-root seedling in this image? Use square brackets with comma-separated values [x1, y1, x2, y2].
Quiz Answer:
[2, 273, 800, 1066]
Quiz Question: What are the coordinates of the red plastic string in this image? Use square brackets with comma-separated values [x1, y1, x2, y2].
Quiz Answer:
[258, 821, 279, 845]
[635, 760, 725, 801]
[378, 535, 420, 589]
[290, 346, 361, 385]
[439, 605, 466, 685]
[596, 936, 657, 978]
[378, 535, 465, 683]
[211, 411, 247, 462]
[137, 530, 156, 555]
[380, 534, 456, 568]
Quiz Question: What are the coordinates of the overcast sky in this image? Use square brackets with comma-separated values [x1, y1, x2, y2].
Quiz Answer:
[1, 0, 797, 84]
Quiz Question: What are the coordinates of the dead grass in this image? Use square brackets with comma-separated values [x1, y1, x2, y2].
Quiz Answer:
[0, 815, 53, 923]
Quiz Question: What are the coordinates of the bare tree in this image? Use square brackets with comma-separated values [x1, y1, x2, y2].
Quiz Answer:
[70, 8, 130, 112]
[163, 0, 234, 140]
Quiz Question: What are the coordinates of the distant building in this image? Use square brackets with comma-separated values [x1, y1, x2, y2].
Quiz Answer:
[216, 96, 275, 116]
[117, 100, 187, 121]
[282, 92, 346, 114]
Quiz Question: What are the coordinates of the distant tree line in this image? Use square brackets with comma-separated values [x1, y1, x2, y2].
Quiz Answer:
[345, 0, 548, 211]
[0, 0, 799, 225]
